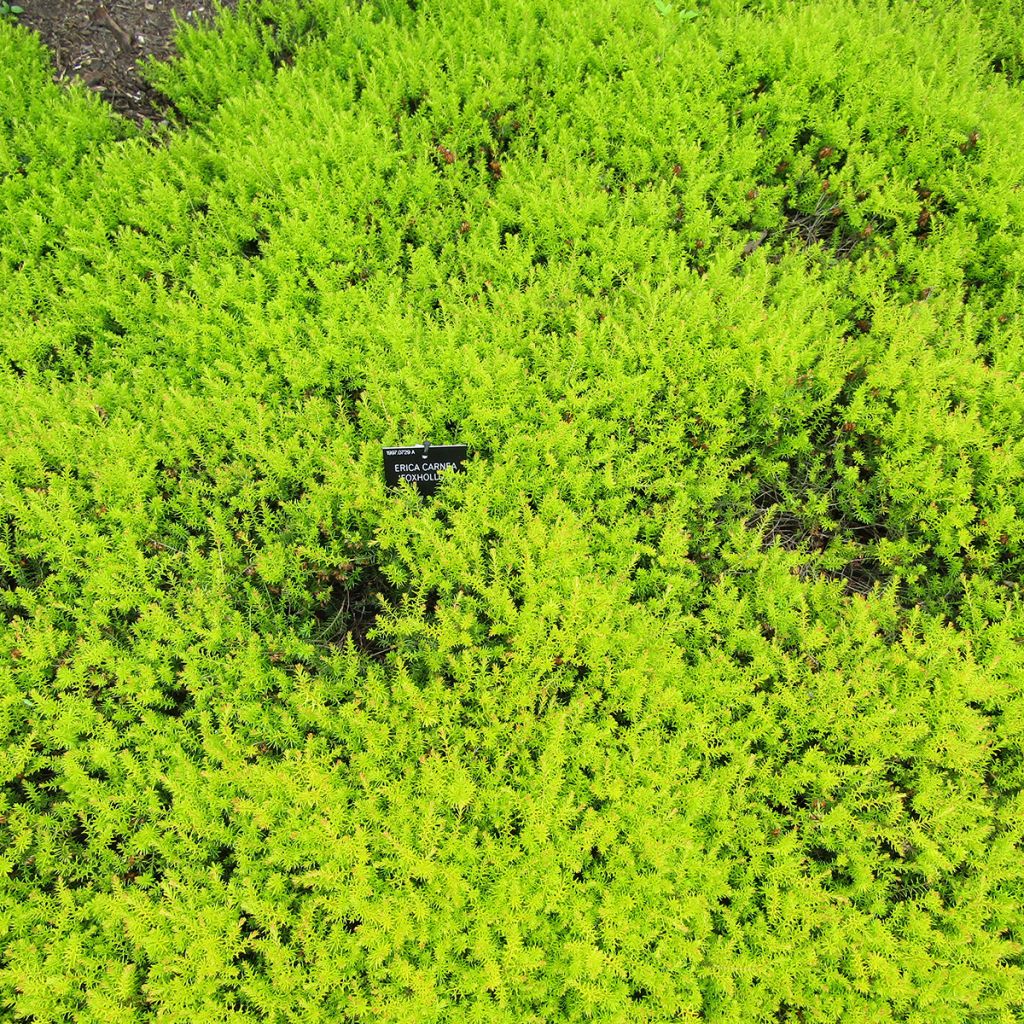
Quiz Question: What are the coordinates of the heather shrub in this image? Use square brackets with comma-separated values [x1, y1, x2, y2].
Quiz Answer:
[1, 1, 1023, 1021]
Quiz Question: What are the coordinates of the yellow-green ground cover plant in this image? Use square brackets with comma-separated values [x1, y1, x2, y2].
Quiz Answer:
[2, 0, 1023, 1020]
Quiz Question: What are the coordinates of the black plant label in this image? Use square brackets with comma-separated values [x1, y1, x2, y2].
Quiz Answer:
[383, 444, 468, 496]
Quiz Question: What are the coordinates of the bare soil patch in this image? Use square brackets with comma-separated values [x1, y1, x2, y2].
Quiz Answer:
[15, 0, 237, 123]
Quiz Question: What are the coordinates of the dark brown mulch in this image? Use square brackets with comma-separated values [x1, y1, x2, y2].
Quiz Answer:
[14, 0, 238, 124]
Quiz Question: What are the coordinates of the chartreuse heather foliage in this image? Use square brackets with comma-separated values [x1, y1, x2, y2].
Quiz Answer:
[2, 0, 1024, 1020]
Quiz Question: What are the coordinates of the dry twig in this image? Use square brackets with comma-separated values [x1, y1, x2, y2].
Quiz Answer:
[90, 5, 134, 51]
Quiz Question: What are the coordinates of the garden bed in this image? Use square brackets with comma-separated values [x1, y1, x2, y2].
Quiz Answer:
[2, 1, 1022, 1021]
